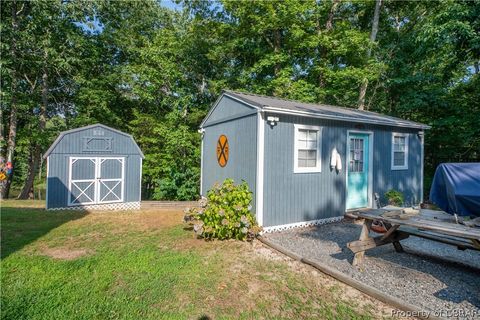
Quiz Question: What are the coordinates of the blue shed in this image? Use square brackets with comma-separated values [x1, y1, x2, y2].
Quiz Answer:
[200, 91, 430, 232]
[44, 124, 144, 210]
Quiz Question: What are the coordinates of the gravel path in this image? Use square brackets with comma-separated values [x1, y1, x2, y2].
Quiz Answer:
[264, 220, 480, 319]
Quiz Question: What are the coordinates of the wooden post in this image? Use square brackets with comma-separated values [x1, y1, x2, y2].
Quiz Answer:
[353, 219, 372, 267]
[392, 241, 404, 252]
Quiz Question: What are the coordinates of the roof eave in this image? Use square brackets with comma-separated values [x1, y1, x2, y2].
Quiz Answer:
[262, 106, 430, 130]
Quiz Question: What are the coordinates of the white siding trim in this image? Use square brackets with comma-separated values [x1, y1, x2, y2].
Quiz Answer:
[261, 216, 343, 233]
[139, 157, 143, 202]
[256, 112, 265, 226]
[293, 124, 322, 173]
[420, 131, 424, 203]
[200, 129, 204, 196]
[45, 157, 50, 209]
[345, 130, 374, 211]
[391, 132, 409, 170]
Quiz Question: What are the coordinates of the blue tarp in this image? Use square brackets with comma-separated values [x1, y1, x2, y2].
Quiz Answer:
[429, 163, 480, 217]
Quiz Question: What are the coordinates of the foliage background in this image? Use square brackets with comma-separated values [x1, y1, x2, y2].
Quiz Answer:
[1, 0, 479, 200]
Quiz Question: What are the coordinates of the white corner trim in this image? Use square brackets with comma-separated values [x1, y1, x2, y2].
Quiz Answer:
[420, 131, 425, 203]
[200, 130, 204, 196]
[45, 156, 50, 209]
[256, 111, 265, 227]
[391, 132, 409, 170]
[261, 216, 343, 233]
[139, 157, 143, 202]
[293, 124, 322, 173]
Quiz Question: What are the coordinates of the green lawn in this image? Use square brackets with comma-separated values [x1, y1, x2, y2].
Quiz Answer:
[1, 201, 388, 319]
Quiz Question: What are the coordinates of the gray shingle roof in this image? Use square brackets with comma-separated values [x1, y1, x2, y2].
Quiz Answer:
[44, 123, 145, 159]
[223, 90, 430, 130]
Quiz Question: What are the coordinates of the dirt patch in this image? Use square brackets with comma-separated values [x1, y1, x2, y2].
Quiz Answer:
[170, 236, 209, 251]
[41, 247, 91, 260]
[135, 209, 184, 229]
[79, 208, 184, 231]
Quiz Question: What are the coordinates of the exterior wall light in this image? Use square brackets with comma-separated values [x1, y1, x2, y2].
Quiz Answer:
[267, 116, 279, 126]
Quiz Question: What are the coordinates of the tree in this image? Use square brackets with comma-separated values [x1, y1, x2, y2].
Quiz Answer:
[3, 0, 479, 201]
[1, 0, 25, 198]
[357, 0, 382, 110]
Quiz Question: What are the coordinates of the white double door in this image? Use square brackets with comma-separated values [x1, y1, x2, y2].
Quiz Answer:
[68, 157, 125, 206]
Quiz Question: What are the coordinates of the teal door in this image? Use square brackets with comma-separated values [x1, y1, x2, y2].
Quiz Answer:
[346, 133, 370, 210]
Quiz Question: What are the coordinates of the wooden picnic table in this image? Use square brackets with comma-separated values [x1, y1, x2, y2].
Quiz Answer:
[345, 207, 480, 266]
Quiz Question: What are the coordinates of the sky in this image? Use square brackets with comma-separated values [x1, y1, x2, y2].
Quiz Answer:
[75, 0, 183, 34]
[161, 0, 183, 11]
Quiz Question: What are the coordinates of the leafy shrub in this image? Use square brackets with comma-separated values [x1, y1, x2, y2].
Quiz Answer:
[385, 189, 404, 206]
[183, 178, 261, 241]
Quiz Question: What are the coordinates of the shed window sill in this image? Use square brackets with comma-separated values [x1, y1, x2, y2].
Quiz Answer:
[294, 168, 322, 174]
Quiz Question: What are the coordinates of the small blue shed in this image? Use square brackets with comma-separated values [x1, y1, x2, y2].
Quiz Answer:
[200, 91, 430, 232]
[44, 124, 144, 210]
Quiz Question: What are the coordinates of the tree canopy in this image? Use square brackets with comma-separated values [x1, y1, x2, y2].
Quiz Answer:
[1, 0, 479, 200]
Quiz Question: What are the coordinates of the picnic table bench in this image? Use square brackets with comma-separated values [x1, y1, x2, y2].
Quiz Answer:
[345, 207, 480, 266]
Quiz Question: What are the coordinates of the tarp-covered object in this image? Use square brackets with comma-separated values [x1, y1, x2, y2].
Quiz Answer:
[430, 163, 480, 217]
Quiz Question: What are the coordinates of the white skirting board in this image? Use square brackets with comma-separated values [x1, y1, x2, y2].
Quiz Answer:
[261, 216, 344, 233]
[47, 201, 141, 211]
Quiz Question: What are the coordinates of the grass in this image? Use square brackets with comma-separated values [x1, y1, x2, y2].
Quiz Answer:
[1, 200, 389, 319]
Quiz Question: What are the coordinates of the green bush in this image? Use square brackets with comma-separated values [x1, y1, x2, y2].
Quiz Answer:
[183, 178, 261, 241]
[385, 189, 404, 206]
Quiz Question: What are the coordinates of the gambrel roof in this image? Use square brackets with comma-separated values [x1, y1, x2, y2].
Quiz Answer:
[44, 123, 144, 158]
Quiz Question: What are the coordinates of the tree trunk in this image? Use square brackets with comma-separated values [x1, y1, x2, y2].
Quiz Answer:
[17, 63, 48, 199]
[325, 0, 340, 31]
[18, 150, 38, 200]
[0, 105, 4, 158]
[357, 0, 382, 110]
[2, 0, 20, 199]
[273, 29, 281, 78]
[318, 0, 340, 90]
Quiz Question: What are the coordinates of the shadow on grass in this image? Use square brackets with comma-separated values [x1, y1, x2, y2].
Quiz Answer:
[1, 203, 88, 259]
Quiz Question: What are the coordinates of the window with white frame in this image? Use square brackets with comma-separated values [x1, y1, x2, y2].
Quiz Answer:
[294, 124, 322, 173]
[391, 133, 408, 170]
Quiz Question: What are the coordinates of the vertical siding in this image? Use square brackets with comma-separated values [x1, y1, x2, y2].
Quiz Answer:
[263, 114, 423, 227]
[372, 127, 423, 206]
[125, 155, 142, 202]
[202, 114, 258, 212]
[46, 125, 142, 209]
[47, 154, 70, 208]
[204, 96, 257, 126]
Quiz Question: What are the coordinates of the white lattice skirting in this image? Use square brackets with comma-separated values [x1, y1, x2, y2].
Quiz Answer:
[48, 201, 141, 211]
[261, 216, 344, 234]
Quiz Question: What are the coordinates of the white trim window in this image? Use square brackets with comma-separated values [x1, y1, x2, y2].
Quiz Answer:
[391, 133, 408, 170]
[294, 124, 322, 173]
